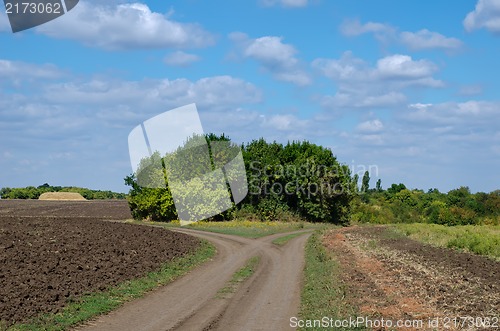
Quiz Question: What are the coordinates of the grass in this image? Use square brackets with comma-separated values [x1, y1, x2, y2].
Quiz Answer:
[299, 231, 364, 331]
[272, 232, 308, 246]
[217, 256, 260, 297]
[186, 220, 324, 238]
[127, 219, 329, 238]
[390, 223, 500, 260]
[5, 240, 215, 331]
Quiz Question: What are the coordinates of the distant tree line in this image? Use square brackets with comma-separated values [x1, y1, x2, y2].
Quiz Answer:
[351, 174, 500, 226]
[0, 183, 127, 200]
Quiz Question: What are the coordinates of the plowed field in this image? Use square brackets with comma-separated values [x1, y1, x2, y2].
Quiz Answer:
[0, 200, 200, 327]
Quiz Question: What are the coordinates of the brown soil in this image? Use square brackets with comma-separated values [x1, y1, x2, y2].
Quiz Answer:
[0, 199, 132, 219]
[323, 226, 500, 331]
[39, 192, 86, 200]
[0, 200, 200, 327]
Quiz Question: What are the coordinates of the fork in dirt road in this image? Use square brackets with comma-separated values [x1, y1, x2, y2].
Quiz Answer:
[75, 228, 312, 331]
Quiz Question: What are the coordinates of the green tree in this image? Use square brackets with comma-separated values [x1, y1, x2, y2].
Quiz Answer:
[361, 171, 370, 193]
[242, 139, 353, 223]
[352, 174, 359, 193]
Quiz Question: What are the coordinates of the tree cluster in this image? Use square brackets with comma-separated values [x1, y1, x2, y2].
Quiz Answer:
[351, 183, 500, 226]
[125, 134, 354, 224]
[0, 184, 126, 200]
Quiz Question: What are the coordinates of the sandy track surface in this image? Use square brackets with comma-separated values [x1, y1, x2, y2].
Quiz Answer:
[76, 229, 311, 331]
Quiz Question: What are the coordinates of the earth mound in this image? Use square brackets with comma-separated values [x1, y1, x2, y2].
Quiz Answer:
[38, 192, 86, 200]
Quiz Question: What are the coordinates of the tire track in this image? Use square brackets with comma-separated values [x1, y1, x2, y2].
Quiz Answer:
[75, 229, 311, 331]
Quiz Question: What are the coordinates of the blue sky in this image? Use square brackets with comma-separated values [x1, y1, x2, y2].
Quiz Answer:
[0, 0, 499, 193]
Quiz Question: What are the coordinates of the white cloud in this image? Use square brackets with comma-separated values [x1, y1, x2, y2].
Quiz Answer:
[43, 75, 262, 112]
[356, 119, 384, 133]
[234, 34, 311, 86]
[341, 19, 464, 52]
[0, 59, 63, 81]
[260, 0, 309, 8]
[320, 92, 406, 109]
[404, 101, 500, 127]
[0, 59, 266, 191]
[311, 52, 368, 81]
[36, 2, 215, 50]
[464, 0, 500, 34]
[244, 36, 297, 64]
[340, 19, 395, 39]
[376, 54, 438, 79]
[313, 52, 441, 86]
[400, 29, 463, 51]
[164, 51, 200, 67]
[332, 100, 500, 193]
[312, 52, 443, 110]
[261, 114, 309, 131]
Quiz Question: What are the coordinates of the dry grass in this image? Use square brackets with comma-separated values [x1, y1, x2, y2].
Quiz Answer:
[38, 192, 86, 201]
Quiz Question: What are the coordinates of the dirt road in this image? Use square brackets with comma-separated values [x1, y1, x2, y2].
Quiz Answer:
[76, 229, 311, 331]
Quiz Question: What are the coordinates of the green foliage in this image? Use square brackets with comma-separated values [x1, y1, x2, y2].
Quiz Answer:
[217, 256, 260, 297]
[125, 134, 238, 222]
[125, 174, 177, 222]
[386, 183, 407, 197]
[351, 183, 499, 226]
[242, 139, 353, 224]
[0, 184, 126, 200]
[361, 171, 370, 193]
[299, 231, 362, 330]
[184, 220, 320, 238]
[392, 223, 500, 259]
[126, 135, 354, 224]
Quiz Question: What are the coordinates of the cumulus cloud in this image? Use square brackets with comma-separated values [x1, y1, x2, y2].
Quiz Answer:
[332, 100, 500, 193]
[404, 101, 500, 128]
[261, 114, 310, 131]
[0, 59, 263, 138]
[36, 2, 215, 50]
[341, 19, 463, 51]
[340, 19, 396, 40]
[464, 0, 500, 34]
[320, 92, 406, 110]
[312, 52, 443, 110]
[400, 29, 463, 51]
[356, 119, 384, 133]
[164, 51, 200, 67]
[43, 75, 263, 112]
[0, 59, 64, 88]
[313, 52, 442, 85]
[376, 54, 439, 80]
[0, 58, 267, 191]
[233, 34, 311, 86]
[260, 0, 309, 8]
